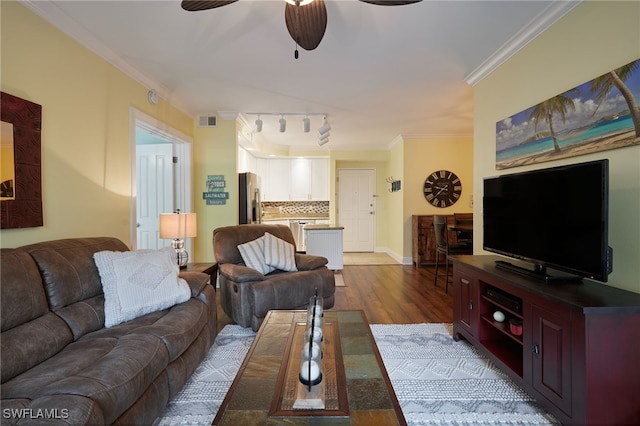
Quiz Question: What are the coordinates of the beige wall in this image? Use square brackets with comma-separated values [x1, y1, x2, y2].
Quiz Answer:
[402, 137, 474, 261]
[191, 119, 238, 262]
[473, 1, 640, 292]
[0, 2, 193, 249]
[387, 141, 404, 260]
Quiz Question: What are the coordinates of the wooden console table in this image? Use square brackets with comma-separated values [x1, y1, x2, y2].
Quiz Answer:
[213, 310, 406, 425]
[452, 255, 640, 425]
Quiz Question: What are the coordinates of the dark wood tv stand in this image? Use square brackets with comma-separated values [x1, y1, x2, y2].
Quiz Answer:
[452, 255, 640, 425]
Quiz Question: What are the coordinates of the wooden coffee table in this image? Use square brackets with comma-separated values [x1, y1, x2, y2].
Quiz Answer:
[212, 310, 406, 425]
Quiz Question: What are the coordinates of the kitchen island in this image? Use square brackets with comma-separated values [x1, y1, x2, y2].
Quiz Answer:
[304, 224, 344, 271]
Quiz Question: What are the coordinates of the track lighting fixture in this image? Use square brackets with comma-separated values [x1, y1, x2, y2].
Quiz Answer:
[245, 113, 330, 145]
[318, 116, 331, 136]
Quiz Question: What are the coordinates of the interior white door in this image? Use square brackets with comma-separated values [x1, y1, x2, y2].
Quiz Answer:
[338, 169, 375, 252]
[136, 143, 173, 249]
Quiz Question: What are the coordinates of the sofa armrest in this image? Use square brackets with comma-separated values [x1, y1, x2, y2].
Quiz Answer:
[295, 253, 328, 271]
[178, 271, 210, 297]
[219, 263, 265, 282]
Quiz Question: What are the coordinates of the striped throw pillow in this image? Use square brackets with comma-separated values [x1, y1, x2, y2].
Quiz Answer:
[237, 235, 275, 275]
[264, 232, 298, 272]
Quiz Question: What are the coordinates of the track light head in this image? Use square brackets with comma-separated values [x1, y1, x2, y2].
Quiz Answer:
[255, 117, 263, 132]
[279, 116, 286, 132]
[302, 117, 310, 133]
[318, 116, 331, 135]
[318, 135, 329, 146]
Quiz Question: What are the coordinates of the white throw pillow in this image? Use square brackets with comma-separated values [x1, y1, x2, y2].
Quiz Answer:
[264, 232, 298, 272]
[93, 247, 191, 328]
[237, 236, 275, 275]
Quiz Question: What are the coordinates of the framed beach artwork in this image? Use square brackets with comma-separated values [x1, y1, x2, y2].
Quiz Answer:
[495, 58, 640, 170]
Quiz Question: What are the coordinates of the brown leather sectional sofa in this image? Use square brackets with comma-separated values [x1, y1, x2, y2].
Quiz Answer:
[0, 237, 216, 425]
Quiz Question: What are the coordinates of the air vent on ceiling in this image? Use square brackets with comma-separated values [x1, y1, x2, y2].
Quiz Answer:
[198, 114, 217, 127]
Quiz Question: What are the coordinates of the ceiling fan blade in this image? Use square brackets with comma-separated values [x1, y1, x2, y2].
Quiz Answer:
[285, 0, 327, 51]
[181, 0, 239, 12]
[358, 0, 422, 5]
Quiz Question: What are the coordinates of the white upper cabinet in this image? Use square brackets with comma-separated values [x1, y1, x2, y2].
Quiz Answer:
[310, 158, 329, 200]
[290, 158, 312, 200]
[263, 158, 291, 201]
[258, 158, 329, 201]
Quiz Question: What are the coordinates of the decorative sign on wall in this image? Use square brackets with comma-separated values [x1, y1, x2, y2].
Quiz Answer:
[496, 58, 640, 170]
[203, 175, 229, 205]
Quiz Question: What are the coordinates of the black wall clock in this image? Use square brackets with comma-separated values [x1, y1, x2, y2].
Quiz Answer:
[423, 170, 462, 208]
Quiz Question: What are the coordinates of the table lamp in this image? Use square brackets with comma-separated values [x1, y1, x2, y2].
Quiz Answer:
[159, 209, 197, 268]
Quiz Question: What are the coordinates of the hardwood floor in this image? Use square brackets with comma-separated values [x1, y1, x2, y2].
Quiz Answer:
[216, 264, 454, 331]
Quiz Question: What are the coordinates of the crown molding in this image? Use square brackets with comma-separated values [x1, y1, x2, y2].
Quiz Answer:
[464, 0, 582, 86]
[20, 0, 195, 117]
[400, 133, 473, 142]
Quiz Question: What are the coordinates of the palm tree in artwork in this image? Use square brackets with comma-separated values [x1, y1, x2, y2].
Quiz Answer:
[529, 89, 578, 153]
[590, 59, 640, 138]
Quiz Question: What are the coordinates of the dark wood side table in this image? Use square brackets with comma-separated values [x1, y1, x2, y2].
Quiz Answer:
[183, 262, 218, 289]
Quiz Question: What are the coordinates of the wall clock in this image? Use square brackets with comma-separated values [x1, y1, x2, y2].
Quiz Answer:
[423, 170, 462, 208]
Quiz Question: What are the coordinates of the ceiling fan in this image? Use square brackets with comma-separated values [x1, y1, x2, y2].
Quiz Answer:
[181, 0, 422, 57]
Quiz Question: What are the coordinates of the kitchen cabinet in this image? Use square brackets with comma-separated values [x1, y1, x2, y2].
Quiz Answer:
[310, 158, 329, 200]
[452, 255, 640, 425]
[259, 158, 329, 201]
[261, 159, 290, 201]
[291, 158, 329, 200]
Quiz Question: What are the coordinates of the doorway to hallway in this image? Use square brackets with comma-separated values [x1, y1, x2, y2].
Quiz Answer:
[130, 108, 193, 250]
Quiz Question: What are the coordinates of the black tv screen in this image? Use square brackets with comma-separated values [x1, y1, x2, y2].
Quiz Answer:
[483, 159, 612, 282]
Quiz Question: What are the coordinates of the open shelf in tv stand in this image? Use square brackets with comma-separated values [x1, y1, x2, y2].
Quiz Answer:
[452, 255, 640, 425]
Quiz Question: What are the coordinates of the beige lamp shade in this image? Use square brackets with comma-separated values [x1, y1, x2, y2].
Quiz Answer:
[159, 212, 197, 239]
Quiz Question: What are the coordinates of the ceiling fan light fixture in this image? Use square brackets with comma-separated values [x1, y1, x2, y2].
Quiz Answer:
[279, 116, 287, 132]
[284, 0, 315, 6]
[302, 117, 310, 133]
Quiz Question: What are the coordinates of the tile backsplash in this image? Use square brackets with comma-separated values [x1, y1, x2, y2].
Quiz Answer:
[262, 201, 329, 219]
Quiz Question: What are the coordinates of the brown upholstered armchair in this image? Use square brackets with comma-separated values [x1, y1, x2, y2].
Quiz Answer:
[213, 224, 336, 331]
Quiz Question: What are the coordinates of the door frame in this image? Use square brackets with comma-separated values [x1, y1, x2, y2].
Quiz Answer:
[129, 108, 193, 250]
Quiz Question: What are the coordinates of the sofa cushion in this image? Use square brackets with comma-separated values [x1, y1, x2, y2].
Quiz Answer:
[22, 237, 129, 311]
[251, 268, 336, 318]
[2, 333, 169, 424]
[237, 235, 274, 275]
[94, 248, 191, 327]
[264, 232, 298, 272]
[1, 248, 74, 383]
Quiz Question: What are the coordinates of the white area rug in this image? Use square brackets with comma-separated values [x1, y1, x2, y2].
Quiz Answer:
[157, 323, 558, 425]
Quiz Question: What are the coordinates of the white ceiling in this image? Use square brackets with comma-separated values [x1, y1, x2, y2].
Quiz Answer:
[24, 0, 579, 152]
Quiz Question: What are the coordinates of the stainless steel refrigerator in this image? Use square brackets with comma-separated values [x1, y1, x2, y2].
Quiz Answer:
[239, 172, 261, 224]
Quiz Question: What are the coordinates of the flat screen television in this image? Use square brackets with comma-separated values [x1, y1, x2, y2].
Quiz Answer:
[483, 159, 612, 283]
